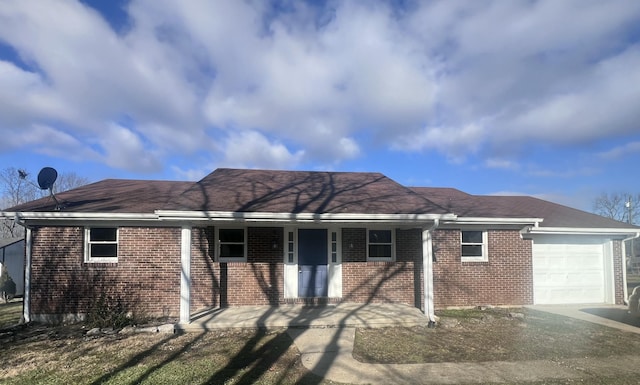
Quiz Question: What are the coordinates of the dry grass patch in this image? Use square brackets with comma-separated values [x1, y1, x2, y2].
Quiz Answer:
[353, 307, 640, 364]
[1, 325, 343, 385]
[0, 300, 22, 328]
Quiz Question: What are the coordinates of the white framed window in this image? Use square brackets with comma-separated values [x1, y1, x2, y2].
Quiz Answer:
[330, 230, 339, 263]
[285, 229, 297, 264]
[217, 228, 247, 262]
[85, 227, 118, 263]
[367, 229, 394, 261]
[461, 230, 488, 262]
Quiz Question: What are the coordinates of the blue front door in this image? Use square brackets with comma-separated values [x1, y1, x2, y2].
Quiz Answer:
[298, 229, 328, 297]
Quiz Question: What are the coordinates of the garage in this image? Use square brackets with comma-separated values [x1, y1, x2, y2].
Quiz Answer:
[532, 235, 613, 305]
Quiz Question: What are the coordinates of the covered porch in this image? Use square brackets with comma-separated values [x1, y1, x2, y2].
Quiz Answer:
[175, 302, 429, 331]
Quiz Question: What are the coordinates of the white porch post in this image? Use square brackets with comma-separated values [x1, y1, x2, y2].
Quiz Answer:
[180, 225, 192, 324]
[23, 227, 32, 323]
[422, 220, 439, 324]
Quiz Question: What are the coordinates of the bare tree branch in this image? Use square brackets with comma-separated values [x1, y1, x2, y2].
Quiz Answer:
[593, 192, 640, 224]
[1, 167, 91, 237]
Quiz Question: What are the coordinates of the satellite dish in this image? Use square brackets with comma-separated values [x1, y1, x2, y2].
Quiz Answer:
[37, 167, 58, 190]
[37, 167, 61, 210]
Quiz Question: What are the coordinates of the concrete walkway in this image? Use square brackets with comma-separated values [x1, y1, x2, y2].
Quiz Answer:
[177, 303, 640, 384]
[528, 303, 640, 334]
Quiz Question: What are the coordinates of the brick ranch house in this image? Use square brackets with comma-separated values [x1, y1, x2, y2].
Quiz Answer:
[2, 168, 638, 324]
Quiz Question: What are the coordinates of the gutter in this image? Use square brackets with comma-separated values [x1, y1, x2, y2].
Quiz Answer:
[446, 217, 544, 226]
[5, 212, 159, 221]
[521, 226, 640, 237]
[622, 232, 640, 303]
[156, 210, 458, 224]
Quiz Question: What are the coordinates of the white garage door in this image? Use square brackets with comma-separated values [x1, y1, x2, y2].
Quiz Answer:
[532, 235, 610, 305]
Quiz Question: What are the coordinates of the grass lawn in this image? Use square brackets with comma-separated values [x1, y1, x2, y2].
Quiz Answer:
[4, 307, 640, 384]
[354, 307, 640, 384]
[354, 307, 640, 363]
[1, 326, 342, 385]
[0, 300, 22, 328]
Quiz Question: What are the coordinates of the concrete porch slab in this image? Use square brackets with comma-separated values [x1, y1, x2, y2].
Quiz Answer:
[175, 302, 428, 331]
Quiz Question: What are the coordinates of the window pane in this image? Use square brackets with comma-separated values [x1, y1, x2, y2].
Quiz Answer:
[288, 243, 294, 253]
[369, 230, 391, 244]
[288, 231, 294, 241]
[369, 244, 392, 258]
[462, 245, 483, 257]
[219, 229, 244, 243]
[220, 244, 244, 258]
[90, 228, 117, 242]
[462, 231, 483, 244]
[331, 232, 337, 242]
[91, 244, 117, 258]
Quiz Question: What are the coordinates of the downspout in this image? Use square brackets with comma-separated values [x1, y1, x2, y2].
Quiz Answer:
[622, 232, 640, 304]
[14, 213, 31, 323]
[423, 219, 439, 327]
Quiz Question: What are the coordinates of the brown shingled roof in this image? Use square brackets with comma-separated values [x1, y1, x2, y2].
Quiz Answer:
[411, 187, 637, 229]
[4, 169, 449, 216]
[4, 179, 194, 213]
[6, 169, 631, 229]
[172, 168, 449, 214]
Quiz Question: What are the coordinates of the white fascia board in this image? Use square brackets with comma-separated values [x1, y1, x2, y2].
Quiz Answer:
[523, 226, 640, 237]
[442, 217, 544, 226]
[155, 210, 457, 224]
[6, 211, 159, 221]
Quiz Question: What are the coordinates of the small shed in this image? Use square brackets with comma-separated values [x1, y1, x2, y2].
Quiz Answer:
[0, 237, 25, 296]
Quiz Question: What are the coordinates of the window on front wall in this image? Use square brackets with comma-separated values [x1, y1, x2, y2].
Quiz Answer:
[461, 230, 487, 262]
[367, 229, 394, 261]
[217, 228, 246, 262]
[85, 227, 118, 263]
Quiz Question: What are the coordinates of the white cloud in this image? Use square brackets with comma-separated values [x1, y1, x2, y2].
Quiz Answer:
[406, 0, 640, 156]
[221, 130, 304, 170]
[0, 0, 204, 160]
[598, 141, 640, 160]
[392, 123, 485, 162]
[527, 167, 600, 178]
[100, 124, 163, 173]
[6, 124, 100, 162]
[485, 159, 519, 170]
[0, 0, 639, 174]
[170, 165, 211, 182]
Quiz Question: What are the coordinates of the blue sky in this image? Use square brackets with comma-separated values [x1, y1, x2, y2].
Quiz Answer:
[1, 0, 640, 211]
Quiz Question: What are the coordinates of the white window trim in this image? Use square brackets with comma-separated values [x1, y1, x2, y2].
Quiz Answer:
[461, 230, 488, 262]
[84, 227, 119, 263]
[366, 228, 395, 261]
[329, 228, 342, 264]
[283, 227, 298, 265]
[216, 227, 247, 262]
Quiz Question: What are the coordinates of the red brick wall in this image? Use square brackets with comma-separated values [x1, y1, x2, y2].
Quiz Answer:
[29, 224, 549, 318]
[190, 227, 219, 311]
[342, 228, 366, 262]
[190, 227, 284, 312]
[432, 229, 534, 308]
[341, 228, 424, 308]
[613, 239, 625, 305]
[30, 226, 181, 319]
